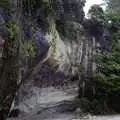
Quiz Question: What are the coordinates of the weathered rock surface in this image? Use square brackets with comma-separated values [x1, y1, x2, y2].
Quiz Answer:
[0, 0, 112, 120]
[7, 0, 105, 117]
[8, 85, 79, 120]
[8, 85, 120, 120]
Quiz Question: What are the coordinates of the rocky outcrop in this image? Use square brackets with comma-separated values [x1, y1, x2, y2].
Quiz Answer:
[0, 0, 110, 118]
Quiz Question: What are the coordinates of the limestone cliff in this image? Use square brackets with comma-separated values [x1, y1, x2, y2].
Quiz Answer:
[0, 0, 109, 115]
[13, 0, 107, 113]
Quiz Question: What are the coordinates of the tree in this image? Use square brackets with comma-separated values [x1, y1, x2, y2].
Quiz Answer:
[88, 4, 105, 23]
[94, 5, 120, 112]
[83, 3, 120, 112]
[104, 0, 120, 13]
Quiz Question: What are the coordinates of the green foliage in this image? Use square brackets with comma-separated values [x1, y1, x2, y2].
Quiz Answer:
[0, 0, 9, 8]
[88, 5, 105, 24]
[56, 20, 84, 39]
[5, 22, 19, 40]
[23, 40, 36, 58]
[88, 2, 120, 112]
[80, 98, 105, 114]
[23, 0, 51, 31]
[0, 0, 11, 15]
[23, 0, 51, 17]
[104, 0, 120, 14]
[23, 40, 36, 67]
[94, 21, 120, 111]
[105, 13, 120, 47]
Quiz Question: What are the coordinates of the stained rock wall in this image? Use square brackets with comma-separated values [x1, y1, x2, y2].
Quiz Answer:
[0, 0, 109, 115]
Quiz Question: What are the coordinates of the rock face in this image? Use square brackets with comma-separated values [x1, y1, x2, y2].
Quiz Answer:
[0, 0, 109, 118]
[13, 0, 104, 114]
